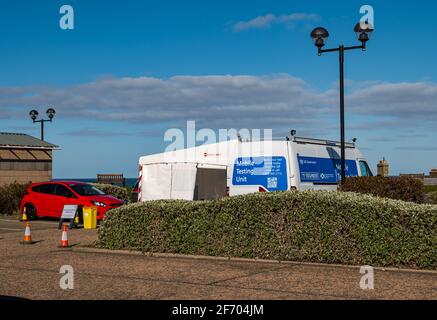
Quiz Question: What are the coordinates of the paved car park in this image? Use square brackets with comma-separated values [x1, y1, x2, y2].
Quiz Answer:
[0, 216, 58, 235]
[0, 217, 436, 300]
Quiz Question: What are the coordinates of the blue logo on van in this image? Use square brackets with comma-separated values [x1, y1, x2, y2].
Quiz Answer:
[232, 156, 288, 191]
[298, 156, 358, 183]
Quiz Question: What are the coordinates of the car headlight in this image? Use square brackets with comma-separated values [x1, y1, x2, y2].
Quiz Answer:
[91, 201, 106, 207]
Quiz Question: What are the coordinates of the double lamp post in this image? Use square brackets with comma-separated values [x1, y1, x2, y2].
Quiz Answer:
[29, 108, 56, 141]
[310, 22, 374, 184]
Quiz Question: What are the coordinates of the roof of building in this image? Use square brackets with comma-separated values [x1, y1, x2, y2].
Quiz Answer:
[0, 132, 58, 149]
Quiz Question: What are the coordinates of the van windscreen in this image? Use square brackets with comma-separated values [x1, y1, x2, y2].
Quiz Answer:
[359, 161, 373, 177]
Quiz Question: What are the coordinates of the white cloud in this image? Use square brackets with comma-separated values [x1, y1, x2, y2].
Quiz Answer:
[0, 75, 336, 130]
[347, 82, 437, 119]
[232, 13, 320, 32]
[395, 146, 437, 151]
[0, 75, 436, 135]
[61, 128, 133, 137]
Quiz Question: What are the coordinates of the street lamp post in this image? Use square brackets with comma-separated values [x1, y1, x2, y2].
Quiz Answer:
[310, 23, 373, 184]
[29, 108, 56, 141]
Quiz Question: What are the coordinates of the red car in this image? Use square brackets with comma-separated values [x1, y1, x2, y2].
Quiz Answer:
[20, 181, 124, 221]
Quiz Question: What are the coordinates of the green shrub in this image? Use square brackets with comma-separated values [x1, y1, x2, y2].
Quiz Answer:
[426, 192, 437, 204]
[0, 182, 30, 215]
[340, 176, 425, 203]
[98, 191, 437, 269]
[93, 183, 129, 203]
[425, 185, 437, 193]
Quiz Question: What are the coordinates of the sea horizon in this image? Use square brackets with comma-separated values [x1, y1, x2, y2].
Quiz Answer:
[53, 178, 138, 187]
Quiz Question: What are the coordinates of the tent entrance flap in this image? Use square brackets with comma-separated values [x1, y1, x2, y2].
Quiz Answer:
[194, 168, 227, 200]
[141, 163, 197, 201]
[142, 163, 172, 201]
[170, 163, 197, 200]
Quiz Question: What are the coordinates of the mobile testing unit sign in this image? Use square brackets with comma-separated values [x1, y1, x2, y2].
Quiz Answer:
[232, 156, 288, 192]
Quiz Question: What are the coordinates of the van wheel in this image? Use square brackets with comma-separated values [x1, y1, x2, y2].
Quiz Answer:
[25, 204, 37, 220]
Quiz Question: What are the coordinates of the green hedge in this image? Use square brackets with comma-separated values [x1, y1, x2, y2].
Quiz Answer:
[340, 176, 425, 203]
[93, 184, 129, 203]
[426, 192, 437, 205]
[425, 185, 437, 193]
[98, 191, 437, 269]
[0, 182, 30, 215]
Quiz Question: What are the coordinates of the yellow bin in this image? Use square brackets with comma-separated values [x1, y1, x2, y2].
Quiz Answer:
[83, 206, 97, 229]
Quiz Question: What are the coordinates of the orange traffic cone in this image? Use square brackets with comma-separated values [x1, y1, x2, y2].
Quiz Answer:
[59, 224, 70, 248]
[21, 222, 34, 245]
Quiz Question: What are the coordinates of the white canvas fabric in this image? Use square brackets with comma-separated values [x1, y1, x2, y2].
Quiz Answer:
[141, 163, 172, 201]
[170, 163, 197, 200]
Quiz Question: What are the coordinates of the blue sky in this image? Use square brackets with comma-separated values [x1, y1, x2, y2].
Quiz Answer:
[0, 0, 436, 178]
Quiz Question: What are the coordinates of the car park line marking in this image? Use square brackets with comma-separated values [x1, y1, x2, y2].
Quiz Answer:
[0, 219, 58, 225]
[0, 228, 21, 231]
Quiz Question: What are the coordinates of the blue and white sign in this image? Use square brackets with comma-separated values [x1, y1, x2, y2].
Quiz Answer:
[232, 156, 288, 191]
[297, 155, 358, 183]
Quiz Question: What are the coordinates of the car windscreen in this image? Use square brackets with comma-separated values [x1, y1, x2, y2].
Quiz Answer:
[68, 184, 106, 196]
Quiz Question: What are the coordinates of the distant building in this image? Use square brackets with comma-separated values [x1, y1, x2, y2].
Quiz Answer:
[400, 169, 437, 186]
[377, 158, 389, 177]
[0, 133, 58, 185]
[400, 173, 425, 179]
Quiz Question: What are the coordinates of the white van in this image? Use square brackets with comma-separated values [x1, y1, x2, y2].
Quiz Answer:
[137, 136, 373, 201]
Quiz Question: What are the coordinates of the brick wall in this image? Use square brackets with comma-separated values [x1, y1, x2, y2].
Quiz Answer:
[0, 147, 53, 185]
[0, 170, 52, 185]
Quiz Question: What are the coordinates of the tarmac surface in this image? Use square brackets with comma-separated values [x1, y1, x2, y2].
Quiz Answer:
[0, 216, 436, 300]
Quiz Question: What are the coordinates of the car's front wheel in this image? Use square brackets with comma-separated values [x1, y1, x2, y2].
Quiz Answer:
[25, 204, 37, 220]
